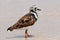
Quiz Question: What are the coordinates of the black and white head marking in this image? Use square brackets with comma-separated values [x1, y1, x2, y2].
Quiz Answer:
[29, 5, 41, 20]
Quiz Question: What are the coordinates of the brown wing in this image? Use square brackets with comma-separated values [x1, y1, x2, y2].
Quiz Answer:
[17, 13, 36, 27]
[7, 14, 36, 31]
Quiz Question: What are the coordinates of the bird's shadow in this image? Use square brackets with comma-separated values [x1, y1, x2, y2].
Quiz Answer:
[6, 35, 34, 39]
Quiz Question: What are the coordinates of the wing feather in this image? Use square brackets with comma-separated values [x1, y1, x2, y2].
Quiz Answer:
[17, 14, 35, 27]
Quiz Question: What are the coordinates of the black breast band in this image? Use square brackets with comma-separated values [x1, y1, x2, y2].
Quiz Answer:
[30, 14, 37, 21]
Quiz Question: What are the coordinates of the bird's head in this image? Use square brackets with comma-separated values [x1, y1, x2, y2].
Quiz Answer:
[29, 5, 41, 12]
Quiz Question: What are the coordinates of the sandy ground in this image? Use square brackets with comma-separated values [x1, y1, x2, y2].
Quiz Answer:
[0, 0, 60, 40]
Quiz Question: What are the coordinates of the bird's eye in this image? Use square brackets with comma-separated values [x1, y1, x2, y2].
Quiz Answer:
[35, 7, 37, 11]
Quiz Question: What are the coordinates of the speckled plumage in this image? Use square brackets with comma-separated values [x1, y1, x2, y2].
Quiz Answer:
[7, 5, 41, 37]
[7, 13, 37, 31]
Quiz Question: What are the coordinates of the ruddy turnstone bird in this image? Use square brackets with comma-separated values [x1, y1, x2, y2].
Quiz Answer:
[7, 5, 41, 38]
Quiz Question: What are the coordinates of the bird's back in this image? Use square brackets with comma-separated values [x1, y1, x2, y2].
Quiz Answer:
[7, 13, 37, 31]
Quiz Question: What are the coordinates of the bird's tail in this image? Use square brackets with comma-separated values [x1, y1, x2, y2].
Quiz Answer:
[7, 23, 20, 31]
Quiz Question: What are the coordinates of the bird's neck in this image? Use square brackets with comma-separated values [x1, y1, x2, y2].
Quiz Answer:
[29, 10, 38, 20]
[30, 10, 37, 14]
[30, 10, 38, 17]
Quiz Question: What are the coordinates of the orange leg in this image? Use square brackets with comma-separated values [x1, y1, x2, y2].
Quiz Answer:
[25, 29, 29, 38]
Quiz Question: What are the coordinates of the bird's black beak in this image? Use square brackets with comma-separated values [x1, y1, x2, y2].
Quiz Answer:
[37, 9, 41, 11]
